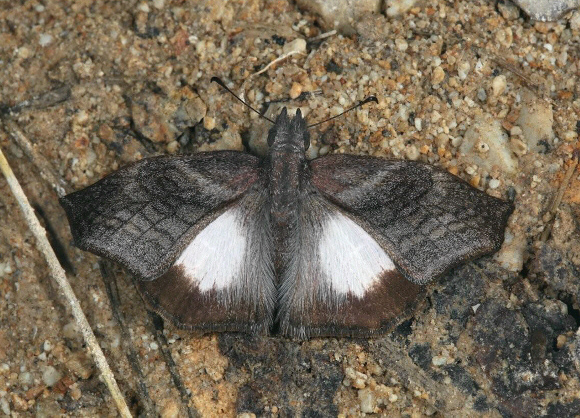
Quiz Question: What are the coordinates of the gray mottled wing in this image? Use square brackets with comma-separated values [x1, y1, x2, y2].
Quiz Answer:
[60, 151, 261, 280]
[310, 154, 513, 284]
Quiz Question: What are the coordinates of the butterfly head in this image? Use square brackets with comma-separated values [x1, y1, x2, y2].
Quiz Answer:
[267, 107, 311, 151]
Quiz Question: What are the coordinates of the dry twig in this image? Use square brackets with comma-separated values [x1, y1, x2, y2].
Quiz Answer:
[0, 147, 132, 418]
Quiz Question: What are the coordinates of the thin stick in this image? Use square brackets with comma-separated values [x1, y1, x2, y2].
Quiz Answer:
[252, 50, 306, 77]
[3, 119, 69, 197]
[0, 147, 132, 418]
[309, 30, 337, 42]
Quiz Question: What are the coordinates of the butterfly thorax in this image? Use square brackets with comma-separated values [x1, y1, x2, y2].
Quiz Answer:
[266, 108, 310, 269]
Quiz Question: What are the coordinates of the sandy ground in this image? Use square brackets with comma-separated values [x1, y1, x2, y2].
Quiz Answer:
[1, 0, 580, 416]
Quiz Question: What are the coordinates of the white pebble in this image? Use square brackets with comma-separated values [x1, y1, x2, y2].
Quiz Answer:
[457, 61, 470, 80]
[42, 366, 62, 387]
[386, 0, 418, 16]
[283, 38, 306, 55]
[414, 117, 422, 131]
[491, 75, 507, 97]
[488, 179, 501, 189]
[432, 66, 445, 84]
[18, 372, 33, 386]
[137, 2, 150, 12]
[431, 355, 447, 366]
[405, 145, 419, 161]
[395, 38, 408, 52]
[358, 389, 376, 413]
[39, 34, 53, 47]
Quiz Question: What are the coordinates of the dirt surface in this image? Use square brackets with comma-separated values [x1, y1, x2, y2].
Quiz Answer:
[1, 0, 580, 416]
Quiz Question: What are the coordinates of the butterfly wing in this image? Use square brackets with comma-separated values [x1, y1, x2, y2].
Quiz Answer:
[61, 152, 276, 333]
[137, 187, 276, 333]
[278, 154, 512, 337]
[310, 154, 514, 285]
[277, 193, 423, 338]
[60, 152, 260, 279]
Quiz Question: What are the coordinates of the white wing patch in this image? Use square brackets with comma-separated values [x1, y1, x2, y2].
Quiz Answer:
[175, 208, 246, 292]
[319, 212, 396, 297]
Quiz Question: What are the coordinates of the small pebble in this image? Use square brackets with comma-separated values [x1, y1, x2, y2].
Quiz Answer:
[39, 34, 53, 47]
[18, 372, 33, 386]
[451, 136, 462, 147]
[319, 145, 330, 156]
[557, 334, 567, 349]
[358, 389, 376, 413]
[477, 88, 487, 102]
[510, 126, 523, 137]
[405, 145, 419, 161]
[203, 116, 216, 130]
[395, 38, 408, 52]
[431, 66, 445, 85]
[457, 61, 470, 80]
[42, 366, 62, 387]
[166, 141, 179, 154]
[283, 38, 306, 55]
[563, 130, 577, 141]
[492, 75, 507, 97]
[498, 0, 520, 19]
[17, 46, 32, 59]
[289, 82, 303, 99]
[432, 355, 447, 366]
[488, 179, 501, 189]
[414, 117, 422, 131]
[386, 0, 418, 17]
[0, 398, 10, 415]
[43, 340, 53, 352]
[69, 384, 82, 401]
[137, 2, 150, 13]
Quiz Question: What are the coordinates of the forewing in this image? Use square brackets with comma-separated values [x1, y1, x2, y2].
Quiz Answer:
[137, 188, 276, 333]
[60, 151, 261, 280]
[278, 194, 423, 338]
[311, 154, 513, 284]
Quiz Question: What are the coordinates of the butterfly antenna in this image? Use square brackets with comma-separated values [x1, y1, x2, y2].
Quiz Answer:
[307, 95, 378, 129]
[211, 77, 275, 124]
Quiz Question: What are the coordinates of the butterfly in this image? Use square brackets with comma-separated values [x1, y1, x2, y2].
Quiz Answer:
[60, 97, 513, 339]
